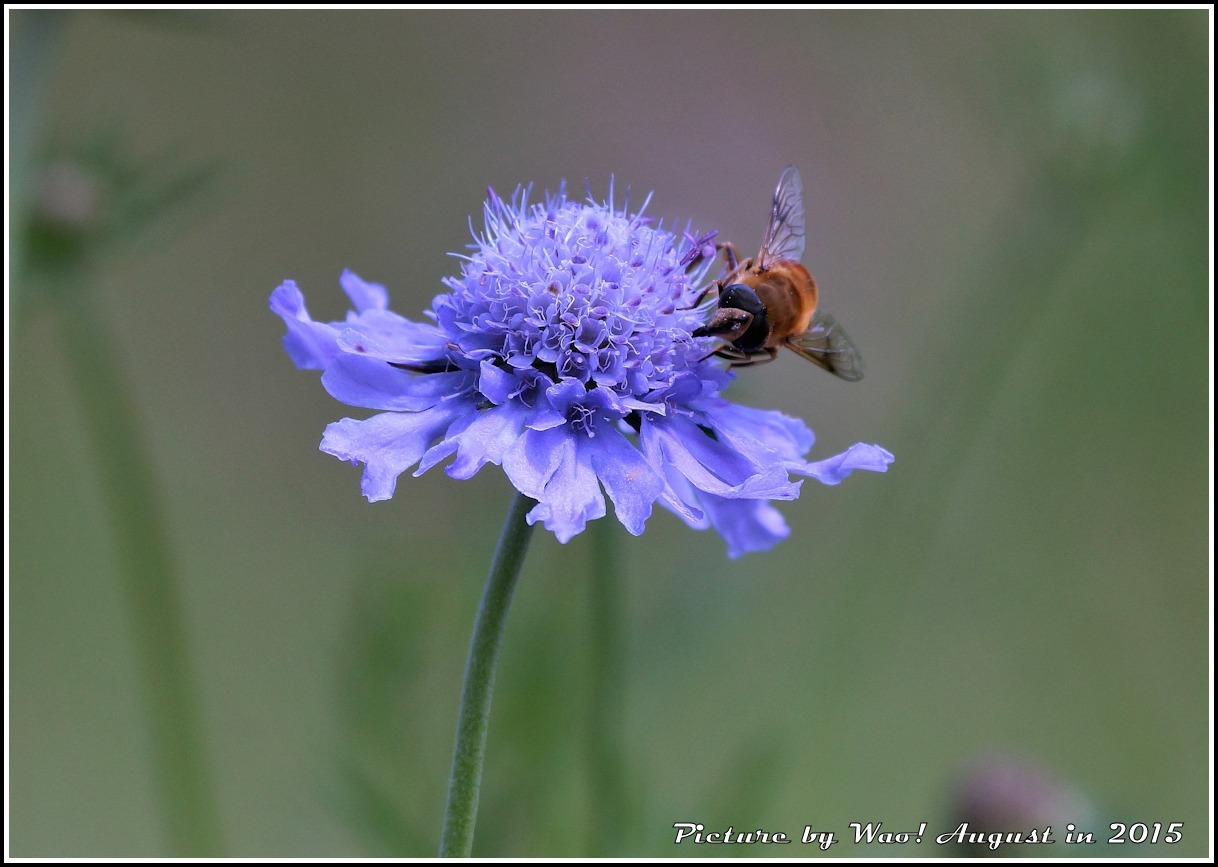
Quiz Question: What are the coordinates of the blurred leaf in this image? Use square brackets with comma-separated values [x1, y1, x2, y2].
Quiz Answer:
[331, 574, 434, 855]
[330, 762, 430, 857]
[699, 735, 786, 828]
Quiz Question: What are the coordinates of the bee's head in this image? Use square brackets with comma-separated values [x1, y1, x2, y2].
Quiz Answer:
[692, 283, 769, 352]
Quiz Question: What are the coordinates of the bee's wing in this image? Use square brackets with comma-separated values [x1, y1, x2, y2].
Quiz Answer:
[785, 312, 865, 381]
[757, 165, 806, 268]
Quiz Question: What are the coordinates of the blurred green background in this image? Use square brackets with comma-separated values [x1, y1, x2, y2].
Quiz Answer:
[9, 9, 1209, 858]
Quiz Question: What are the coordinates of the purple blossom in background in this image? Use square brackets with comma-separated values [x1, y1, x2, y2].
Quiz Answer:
[271, 182, 893, 557]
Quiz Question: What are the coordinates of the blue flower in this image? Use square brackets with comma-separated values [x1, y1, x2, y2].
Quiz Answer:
[271, 183, 893, 557]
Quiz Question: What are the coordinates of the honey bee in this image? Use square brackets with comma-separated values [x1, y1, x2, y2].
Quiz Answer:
[692, 165, 864, 380]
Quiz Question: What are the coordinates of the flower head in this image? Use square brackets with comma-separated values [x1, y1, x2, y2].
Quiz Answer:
[271, 181, 892, 556]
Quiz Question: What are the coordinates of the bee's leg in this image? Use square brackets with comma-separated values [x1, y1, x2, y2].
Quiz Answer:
[721, 343, 779, 367]
[700, 345, 740, 363]
[719, 245, 755, 285]
[713, 346, 749, 363]
[687, 281, 721, 309]
[717, 242, 742, 273]
[697, 344, 769, 366]
[686, 245, 753, 309]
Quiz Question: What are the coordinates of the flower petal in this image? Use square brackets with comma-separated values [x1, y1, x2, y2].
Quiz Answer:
[797, 442, 895, 485]
[501, 426, 567, 501]
[336, 317, 450, 365]
[477, 360, 518, 405]
[524, 432, 606, 543]
[640, 416, 799, 500]
[587, 421, 664, 536]
[340, 269, 389, 312]
[441, 402, 530, 480]
[652, 462, 710, 529]
[695, 398, 815, 460]
[270, 280, 340, 370]
[700, 495, 790, 559]
[320, 404, 464, 502]
[322, 351, 473, 411]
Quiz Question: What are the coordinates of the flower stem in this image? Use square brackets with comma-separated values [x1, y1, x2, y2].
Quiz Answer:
[439, 491, 536, 857]
[54, 288, 223, 857]
[588, 517, 628, 855]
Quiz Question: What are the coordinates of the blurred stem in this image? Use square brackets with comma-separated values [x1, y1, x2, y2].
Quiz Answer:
[10, 10, 66, 322]
[439, 491, 536, 857]
[588, 517, 628, 855]
[54, 286, 223, 857]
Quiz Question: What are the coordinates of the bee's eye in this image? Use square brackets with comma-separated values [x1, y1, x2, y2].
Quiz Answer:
[720, 284, 765, 318]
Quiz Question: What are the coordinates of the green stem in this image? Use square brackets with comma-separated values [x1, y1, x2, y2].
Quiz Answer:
[588, 517, 628, 855]
[439, 491, 536, 857]
[55, 288, 223, 857]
